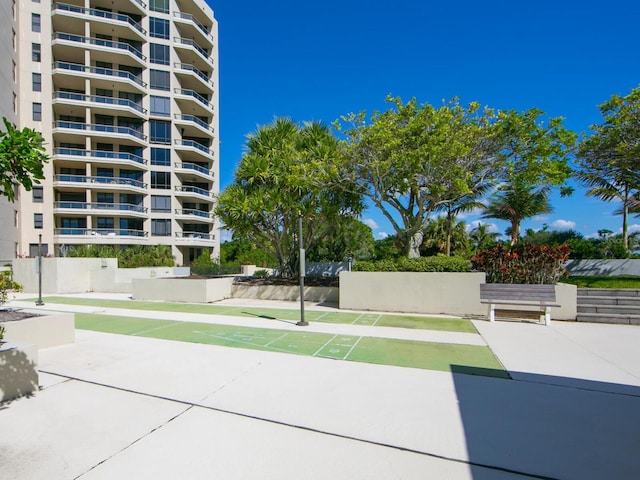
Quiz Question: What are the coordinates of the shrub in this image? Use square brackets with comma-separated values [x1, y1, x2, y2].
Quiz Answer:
[67, 245, 174, 268]
[0, 270, 23, 307]
[471, 244, 570, 284]
[353, 256, 471, 272]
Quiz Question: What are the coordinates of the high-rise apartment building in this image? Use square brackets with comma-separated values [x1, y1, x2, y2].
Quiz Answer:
[3, 0, 219, 265]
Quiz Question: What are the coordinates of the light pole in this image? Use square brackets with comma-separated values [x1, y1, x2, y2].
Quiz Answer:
[35, 233, 44, 306]
[296, 215, 308, 326]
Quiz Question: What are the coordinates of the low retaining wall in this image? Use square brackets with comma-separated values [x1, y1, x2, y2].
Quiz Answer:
[0, 341, 38, 402]
[1, 312, 75, 349]
[565, 259, 640, 277]
[132, 277, 234, 303]
[231, 285, 338, 303]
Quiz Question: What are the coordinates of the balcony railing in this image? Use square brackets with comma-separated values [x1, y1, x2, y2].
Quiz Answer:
[175, 162, 211, 176]
[54, 201, 147, 213]
[53, 148, 146, 165]
[175, 232, 214, 240]
[175, 185, 212, 197]
[53, 62, 146, 88]
[54, 228, 148, 237]
[174, 114, 213, 133]
[173, 139, 213, 157]
[173, 11, 213, 40]
[53, 33, 146, 61]
[54, 3, 146, 35]
[174, 88, 213, 110]
[53, 92, 146, 115]
[53, 121, 146, 141]
[175, 208, 212, 219]
[174, 63, 213, 86]
[174, 37, 211, 61]
[53, 174, 147, 189]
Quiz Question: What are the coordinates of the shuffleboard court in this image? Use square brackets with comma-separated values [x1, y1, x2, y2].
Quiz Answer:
[75, 313, 508, 378]
[31, 297, 478, 333]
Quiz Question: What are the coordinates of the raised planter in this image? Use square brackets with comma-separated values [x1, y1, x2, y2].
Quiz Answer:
[0, 341, 38, 402]
[231, 285, 338, 303]
[133, 277, 234, 303]
[0, 312, 75, 349]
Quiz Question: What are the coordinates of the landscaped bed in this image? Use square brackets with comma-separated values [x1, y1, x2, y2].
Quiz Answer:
[563, 276, 640, 289]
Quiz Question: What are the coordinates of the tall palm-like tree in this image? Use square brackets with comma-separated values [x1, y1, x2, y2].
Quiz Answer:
[469, 222, 500, 251]
[422, 216, 469, 256]
[482, 183, 552, 245]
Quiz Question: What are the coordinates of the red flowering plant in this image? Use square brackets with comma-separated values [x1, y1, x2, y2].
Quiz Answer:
[471, 244, 570, 284]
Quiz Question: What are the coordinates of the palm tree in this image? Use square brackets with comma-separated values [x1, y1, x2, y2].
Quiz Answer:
[482, 183, 552, 245]
[422, 217, 469, 256]
[469, 222, 500, 251]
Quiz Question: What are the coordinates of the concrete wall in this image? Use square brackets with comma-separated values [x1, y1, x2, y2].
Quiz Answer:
[1, 312, 75, 349]
[132, 277, 234, 303]
[565, 259, 640, 277]
[0, 342, 38, 402]
[339, 272, 488, 316]
[231, 285, 338, 303]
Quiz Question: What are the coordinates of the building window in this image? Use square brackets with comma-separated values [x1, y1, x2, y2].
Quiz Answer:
[151, 148, 170, 166]
[149, 0, 169, 14]
[32, 43, 41, 62]
[29, 243, 48, 257]
[150, 96, 170, 117]
[12, 93, 16, 113]
[150, 69, 170, 91]
[97, 217, 114, 229]
[32, 103, 42, 121]
[32, 73, 41, 92]
[150, 43, 170, 65]
[32, 13, 41, 32]
[151, 195, 171, 212]
[151, 171, 171, 189]
[150, 120, 171, 143]
[150, 18, 170, 39]
[32, 186, 43, 203]
[34, 213, 43, 229]
[151, 219, 171, 236]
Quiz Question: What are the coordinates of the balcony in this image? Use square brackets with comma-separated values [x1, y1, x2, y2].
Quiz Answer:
[53, 3, 146, 40]
[53, 92, 147, 118]
[53, 121, 146, 146]
[54, 228, 148, 238]
[173, 11, 214, 48]
[175, 162, 213, 181]
[53, 148, 146, 168]
[174, 88, 214, 116]
[174, 185, 214, 202]
[174, 63, 214, 92]
[53, 62, 146, 92]
[174, 139, 213, 161]
[175, 208, 214, 223]
[173, 114, 214, 138]
[54, 201, 148, 217]
[175, 231, 215, 244]
[53, 174, 147, 192]
[173, 37, 212, 71]
[52, 33, 146, 66]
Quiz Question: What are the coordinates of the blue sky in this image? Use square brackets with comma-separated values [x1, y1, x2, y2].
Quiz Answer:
[210, 0, 640, 242]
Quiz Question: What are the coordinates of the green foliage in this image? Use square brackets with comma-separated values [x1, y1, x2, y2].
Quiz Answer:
[220, 239, 278, 268]
[563, 276, 640, 289]
[577, 86, 640, 252]
[420, 217, 471, 257]
[191, 251, 215, 268]
[372, 235, 403, 260]
[471, 244, 570, 284]
[0, 270, 23, 306]
[0, 118, 49, 202]
[354, 256, 471, 272]
[306, 217, 375, 262]
[469, 223, 500, 252]
[0, 324, 4, 341]
[253, 269, 270, 277]
[216, 118, 363, 277]
[66, 245, 175, 268]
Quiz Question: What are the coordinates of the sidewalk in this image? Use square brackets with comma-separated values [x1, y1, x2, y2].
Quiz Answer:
[2, 294, 640, 479]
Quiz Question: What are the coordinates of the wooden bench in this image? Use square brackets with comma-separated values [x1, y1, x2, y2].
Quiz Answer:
[480, 284, 561, 326]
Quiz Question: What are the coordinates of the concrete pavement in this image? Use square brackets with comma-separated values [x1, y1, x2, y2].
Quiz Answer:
[2, 294, 640, 479]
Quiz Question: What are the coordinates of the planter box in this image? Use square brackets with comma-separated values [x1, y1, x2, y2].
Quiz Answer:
[0, 341, 38, 402]
[0, 312, 75, 349]
[133, 277, 234, 303]
[231, 285, 338, 303]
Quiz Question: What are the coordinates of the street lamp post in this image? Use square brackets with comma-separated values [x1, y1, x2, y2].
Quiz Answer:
[35, 234, 44, 306]
[296, 215, 308, 326]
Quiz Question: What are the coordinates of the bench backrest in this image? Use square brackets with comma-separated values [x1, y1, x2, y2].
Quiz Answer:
[480, 283, 556, 302]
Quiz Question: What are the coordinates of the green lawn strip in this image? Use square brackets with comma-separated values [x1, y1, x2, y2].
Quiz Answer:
[564, 276, 640, 289]
[74, 313, 506, 378]
[36, 296, 474, 333]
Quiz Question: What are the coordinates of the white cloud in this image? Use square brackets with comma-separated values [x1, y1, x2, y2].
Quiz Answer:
[457, 207, 484, 219]
[363, 218, 379, 230]
[550, 219, 576, 230]
[532, 215, 549, 223]
[623, 224, 640, 234]
[376, 231, 389, 240]
[467, 220, 499, 233]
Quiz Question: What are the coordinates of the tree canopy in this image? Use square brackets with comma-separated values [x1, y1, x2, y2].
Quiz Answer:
[0, 118, 48, 202]
[215, 118, 363, 277]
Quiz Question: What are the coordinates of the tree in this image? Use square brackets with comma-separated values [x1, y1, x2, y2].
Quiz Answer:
[0, 117, 48, 202]
[421, 216, 470, 257]
[576, 86, 640, 253]
[483, 109, 576, 245]
[215, 118, 363, 277]
[332, 96, 500, 258]
[306, 217, 375, 262]
[469, 222, 500, 251]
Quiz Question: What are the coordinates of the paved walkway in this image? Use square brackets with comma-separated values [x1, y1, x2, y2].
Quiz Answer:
[2, 294, 640, 479]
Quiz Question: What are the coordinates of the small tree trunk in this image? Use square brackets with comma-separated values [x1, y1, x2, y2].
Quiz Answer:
[408, 230, 424, 258]
[510, 220, 520, 246]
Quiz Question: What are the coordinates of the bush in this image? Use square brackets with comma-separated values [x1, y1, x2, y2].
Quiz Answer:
[471, 244, 570, 284]
[0, 270, 23, 307]
[353, 256, 471, 272]
[67, 245, 175, 268]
